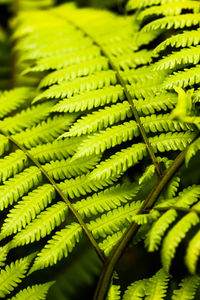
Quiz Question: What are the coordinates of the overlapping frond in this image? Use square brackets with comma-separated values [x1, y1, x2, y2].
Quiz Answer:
[0, 255, 34, 298]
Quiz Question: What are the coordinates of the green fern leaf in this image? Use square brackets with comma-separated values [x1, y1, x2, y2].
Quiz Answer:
[164, 66, 200, 89]
[23, 45, 101, 73]
[20, 37, 93, 61]
[185, 136, 200, 166]
[0, 150, 28, 183]
[145, 209, 178, 251]
[43, 155, 101, 180]
[73, 120, 139, 158]
[0, 134, 9, 156]
[126, 0, 184, 10]
[122, 279, 147, 300]
[0, 88, 32, 119]
[30, 223, 82, 272]
[87, 201, 142, 239]
[107, 284, 121, 300]
[74, 182, 140, 218]
[99, 230, 125, 256]
[132, 93, 177, 115]
[65, 101, 132, 137]
[0, 101, 54, 134]
[52, 84, 124, 113]
[185, 231, 200, 274]
[161, 212, 200, 271]
[59, 173, 117, 199]
[145, 268, 170, 300]
[0, 166, 42, 211]
[34, 71, 118, 103]
[172, 276, 200, 300]
[0, 254, 34, 298]
[154, 46, 200, 71]
[0, 184, 56, 239]
[142, 14, 200, 32]
[138, 2, 200, 21]
[10, 201, 68, 247]
[132, 210, 160, 225]
[8, 282, 54, 300]
[29, 136, 85, 163]
[39, 57, 109, 88]
[154, 28, 200, 56]
[12, 114, 78, 149]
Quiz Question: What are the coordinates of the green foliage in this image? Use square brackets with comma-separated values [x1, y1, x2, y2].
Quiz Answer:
[0, 0, 200, 299]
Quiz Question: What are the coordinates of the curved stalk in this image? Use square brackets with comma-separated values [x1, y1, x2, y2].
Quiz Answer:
[93, 149, 187, 300]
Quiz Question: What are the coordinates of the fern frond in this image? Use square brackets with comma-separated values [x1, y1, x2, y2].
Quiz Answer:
[185, 231, 200, 274]
[0, 254, 34, 298]
[113, 49, 152, 71]
[0, 101, 54, 134]
[59, 173, 117, 199]
[99, 230, 125, 256]
[138, 2, 200, 21]
[163, 65, 200, 89]
[12, 114, 78, 149]
[0, 246, 9, 269]
[150, 131, 196, 153]
[161, 212, 199, 271]
[74, 114, 193, 159]
[0, 184, 56, 239]
[23, 45, 101, 73]
[87, 201, 142, 239]
[185, 136, 200, 166]
[74, 120, 139, 158]
[0, 150, 28, 183]
[128, 80, 164, 100]
[172, 276, 200, 300]
[35, 71, 118, 103]
[139, 164, 156, 184]
[146, 185, 200, 252]
[29, 136, 85, 163]
[153, 29, 200, 55]
[133, 93, 177, 115]
[142, 14, 200, 32]
[0, 134, 9, 156]
[132, 210, 160, 225]
[65, 101, 132, 137]
[145, 268, 170, 300]
[107, 284, 121, 300]
[39, 57, 109, 88]
[175, 185, 200, 208]
[66, 94, 178, 138]
[43, 155, 101, 180]
[52, 84, 124, 113]
[0, 166, 42, 211]
[20, 36, 93, 61]
[91, 131, 195, 180]
[145, 209, 178, 251]
[0, 88, 32, 119]
[30, 223, 82, 272]
[164, 176, 180, 198]
[154, 46, 200, 71]
[73, 182, 140, 218]
[91, 143, 148, 180]
[126, 0, 184, 10]
[8, 282, 54, 300]
[122, 279, 147, 300]
[10, 201, 68, 247]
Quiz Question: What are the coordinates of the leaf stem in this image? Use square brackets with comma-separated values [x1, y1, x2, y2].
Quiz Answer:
[93, 148, 187, 300]
[0, 129, 105, 262]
